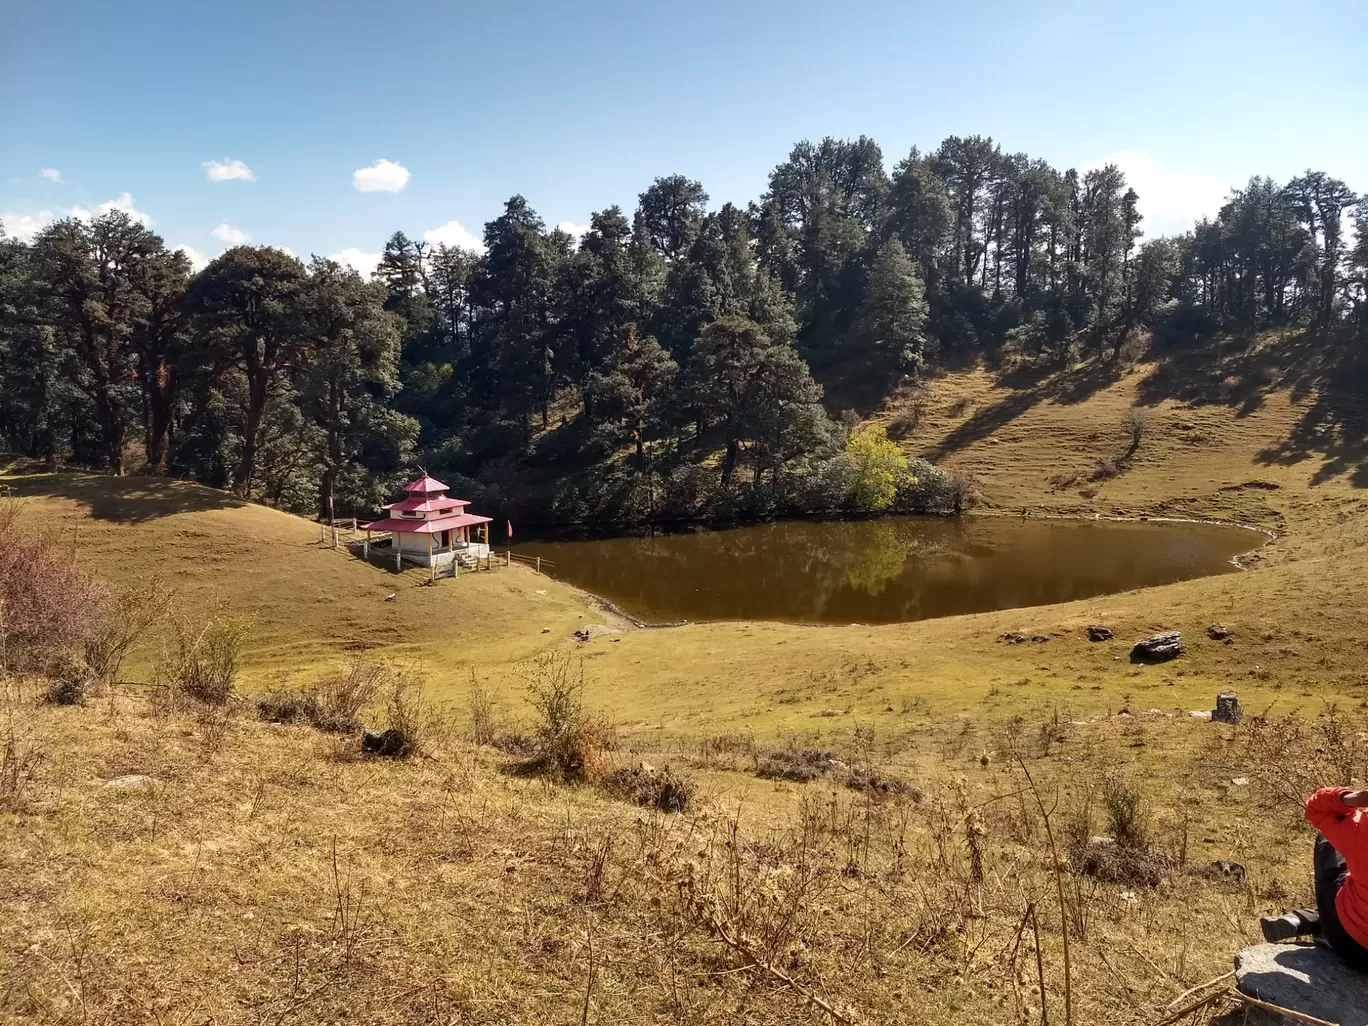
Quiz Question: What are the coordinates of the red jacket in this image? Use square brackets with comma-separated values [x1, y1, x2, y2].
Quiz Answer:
[1305, 787, 1368, 949]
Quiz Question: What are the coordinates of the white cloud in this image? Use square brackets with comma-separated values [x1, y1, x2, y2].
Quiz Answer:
[328, 247, 382, 277]
[352, 158, 410, 193]
[203, 158, 256, 183]
[1, 210, 56, 242]
[39, 168, 62, 183]
[210, 222, 249, 245]
[556, 220, 591, 247]
[68, 192, 152, 226]
[176, 244, 209, 271]
[423, 219, 485, 252]
[1083, 151, 1231, 239]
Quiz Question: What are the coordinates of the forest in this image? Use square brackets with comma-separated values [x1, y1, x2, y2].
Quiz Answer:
[2, 134, 1365, 525]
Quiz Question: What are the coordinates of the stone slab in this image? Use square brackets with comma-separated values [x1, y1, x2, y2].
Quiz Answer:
[1235, 942, 1368, 1025]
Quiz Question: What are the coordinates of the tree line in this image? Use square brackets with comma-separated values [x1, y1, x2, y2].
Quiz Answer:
[1, 135, 1364, 524]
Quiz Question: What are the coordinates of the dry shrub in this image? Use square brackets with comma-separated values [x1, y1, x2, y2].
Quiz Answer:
[256, 689, 320, 725]
[1049, 469, 1084, 491]
[601, 763, 695, 812]
[1102, 770, 1149, 849]
[467, 671, 498, 745]
[1221, 374, 1243, 397]
[947, 471, 982, 513]
[1237, 706, 1368, 816]
[886, 404, 924, 441]
[523, 653, 612, 782]
[377, 669, 444, 759]
[0, 506, 110, 676]
[1, 720, 46, 810]
[1089, 458, 1120, 482]
[756, 747, 840, 783]
[1122, 407, 1152, 454]
[160, 609, 250, 706]
[946, 394, 973, 417]
[1078, 484, 1100, 499]
[314, 660, 389, 733]
[83, 579, 172, 688]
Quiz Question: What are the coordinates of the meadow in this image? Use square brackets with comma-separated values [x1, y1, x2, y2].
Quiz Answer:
[5, 332, 1368, 1025]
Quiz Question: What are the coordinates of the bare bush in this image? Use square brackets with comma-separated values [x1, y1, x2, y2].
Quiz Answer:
[255, 689, 320, 725]
[602, 764, 695, 812]
[1, 720, 46, 809]
[467, 671, 498, 745]
[83, 580, 172, 687]
[886, 404, 925, 441]
[1088, 458, 1120, 482]
[1237, 706, 1368, 817]
[314, 660, 389, 732]
[523, 653, 612, 782]
[160, 610, 250, 706]
[947, 472, 982, 513]
[1122, 408, 1152, 455]
[380, 668, 444, 758]
[1102, 770, 1149, 849]
[946, 394, 974, 417]
[0, 506, 110, 675]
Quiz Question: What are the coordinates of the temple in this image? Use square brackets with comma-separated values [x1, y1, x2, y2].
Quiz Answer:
[359, 475, 493, 570]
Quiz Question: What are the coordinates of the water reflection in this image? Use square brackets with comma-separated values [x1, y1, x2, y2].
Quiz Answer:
[518, 517, 1258, 625]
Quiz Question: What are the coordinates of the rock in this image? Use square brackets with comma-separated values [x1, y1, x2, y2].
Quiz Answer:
[1191, 859, 1246, 886]
[1189, 710, 1213, 720]
[362, 728, 408, 758]
[1131, 631, 1183, 662]
[1235, 942, 1368, 1025]
[540, 627, 551, 633]
[1212, 690, 1243, 724]
[1207, 623, 1236, 641]
[998, 632, 1028, 645]
[1030, 634, 1050, 644]
[1086, 625, 1114, 642]
[103, 774, 156, 789]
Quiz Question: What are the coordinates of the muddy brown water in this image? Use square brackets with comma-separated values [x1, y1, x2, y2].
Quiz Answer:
[516, 517, 1261, 625]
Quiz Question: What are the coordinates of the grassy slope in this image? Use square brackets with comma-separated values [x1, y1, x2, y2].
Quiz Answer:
[6, 331, 1368, 1024]
[6, 329, 1368, 732]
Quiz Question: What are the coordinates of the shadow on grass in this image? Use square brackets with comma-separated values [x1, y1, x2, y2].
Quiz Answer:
[3, 471, 248, 522]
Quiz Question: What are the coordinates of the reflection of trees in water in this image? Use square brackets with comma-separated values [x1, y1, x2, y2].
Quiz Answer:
[526, 517, 1256, 624]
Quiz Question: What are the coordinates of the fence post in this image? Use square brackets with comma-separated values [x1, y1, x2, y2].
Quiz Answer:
[332, 526, 338, 548]
[506, 550, 512, 567]
[535, 556, 541, 575]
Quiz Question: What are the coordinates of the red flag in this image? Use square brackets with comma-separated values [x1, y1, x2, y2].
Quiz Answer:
[506, 520, 513, 540]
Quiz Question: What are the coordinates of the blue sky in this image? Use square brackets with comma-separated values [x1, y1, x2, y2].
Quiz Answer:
[3, 0, 1365, 273]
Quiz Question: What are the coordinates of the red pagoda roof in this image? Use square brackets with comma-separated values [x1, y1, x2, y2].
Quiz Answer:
[360, 511, 492, 534]
[381, 495, 469, 513]
[403, 475, 449, 494]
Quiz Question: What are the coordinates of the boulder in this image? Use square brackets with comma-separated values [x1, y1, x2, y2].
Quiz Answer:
[1086, 625, 1114, 642]
[1212, 690, 1243, 724]
[1207, 623, 1236, 641]
[1131, 631, 1183, 662]
[362, 728, 409, 758]
[1235, 942, 1368, 1025]
[998, 632, 1028, 645]
[103, 774, 156, 790]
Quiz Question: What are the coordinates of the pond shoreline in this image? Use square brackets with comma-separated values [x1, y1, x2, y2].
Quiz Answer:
[536, 511, 1273, 630]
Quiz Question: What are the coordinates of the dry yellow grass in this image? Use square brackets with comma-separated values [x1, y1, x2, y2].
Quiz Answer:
[5, 331, 1368, 1024]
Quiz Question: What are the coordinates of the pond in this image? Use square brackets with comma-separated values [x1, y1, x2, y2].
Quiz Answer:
[515, 516, 1261, 626]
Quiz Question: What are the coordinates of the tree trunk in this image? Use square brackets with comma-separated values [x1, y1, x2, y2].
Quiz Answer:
[234, 371, 268, 497]
[144, 360, 174, 473]
[720, 437, 740, 486]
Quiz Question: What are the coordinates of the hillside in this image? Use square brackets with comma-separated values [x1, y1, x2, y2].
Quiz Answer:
[6, 333, 1368, 1025]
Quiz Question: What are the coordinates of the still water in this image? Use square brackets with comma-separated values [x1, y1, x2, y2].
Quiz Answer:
[517, 517, 1259, 625]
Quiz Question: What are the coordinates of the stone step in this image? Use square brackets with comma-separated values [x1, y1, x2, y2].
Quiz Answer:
[1235, 942, 1368, 1024]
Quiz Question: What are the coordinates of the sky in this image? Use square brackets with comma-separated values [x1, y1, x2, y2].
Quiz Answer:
[3, 0, 1366, 275]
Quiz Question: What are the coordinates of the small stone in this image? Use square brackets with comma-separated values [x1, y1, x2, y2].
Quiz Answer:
[998, 632, 1028, 645]
[1235, 943, 1368, 1025]
[103, 774, 155, 789]
[1192, 860, 1246, 886]
[1212, 690, 1243, 724]
[1231, 776, 1250, 786]
[1131, 631, 1183, 662]
[1189, 710, 1213, 720]
[1087, 625, 1114, 642]
[1207, 623, 1236, 641]
[541, 627, 551, 633]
